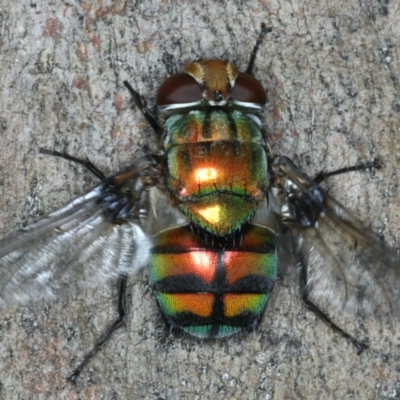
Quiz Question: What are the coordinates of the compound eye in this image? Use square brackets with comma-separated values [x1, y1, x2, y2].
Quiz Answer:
[231, 72, 267, 105]
[156, 73, 202, 106]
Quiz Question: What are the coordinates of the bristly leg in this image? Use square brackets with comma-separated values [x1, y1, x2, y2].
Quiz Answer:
[297, 253, 369, 354]
[313, 159, 381, 184]
[123, 81, 161, 135]
[67, 274, 129, 383]
[246, 23, 272, 75]
[39, 148, 106, 180]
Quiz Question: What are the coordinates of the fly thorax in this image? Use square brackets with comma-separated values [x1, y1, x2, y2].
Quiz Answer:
[162, 109, 269, 236]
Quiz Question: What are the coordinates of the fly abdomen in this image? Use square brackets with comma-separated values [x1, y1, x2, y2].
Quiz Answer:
[149, 224, 277, 338]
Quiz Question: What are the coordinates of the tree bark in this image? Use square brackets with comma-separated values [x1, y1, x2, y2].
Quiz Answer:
[0, 1, 399, 399]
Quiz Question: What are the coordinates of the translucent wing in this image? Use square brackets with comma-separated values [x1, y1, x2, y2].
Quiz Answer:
[270, 155, 400, 318]
[0, 155, 163, 307]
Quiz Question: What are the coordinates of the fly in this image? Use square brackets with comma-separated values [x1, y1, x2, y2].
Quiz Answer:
[0, 24, 399, 383]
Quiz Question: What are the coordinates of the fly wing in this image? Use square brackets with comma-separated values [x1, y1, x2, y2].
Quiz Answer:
[0, 155, 162, 307]
[271, 155, 400, 318]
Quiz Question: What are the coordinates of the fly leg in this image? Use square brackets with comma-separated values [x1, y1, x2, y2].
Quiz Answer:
[298, 253, 368, 354]
[123, 80, 161, 135]
[67, 274, 128, 384]
[246, 23, 272, 74]
[306, 159, 378, 351]
[313, 159, 380, 184]
[39, 148, 106, 180]
[271, 156, 372, 352]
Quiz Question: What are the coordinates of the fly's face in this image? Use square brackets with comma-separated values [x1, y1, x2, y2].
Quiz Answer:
[0, 24, 399, 382]
[156, 59, 267, 110]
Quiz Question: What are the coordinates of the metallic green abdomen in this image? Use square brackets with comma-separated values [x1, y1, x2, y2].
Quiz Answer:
[149, 224, 277, 338]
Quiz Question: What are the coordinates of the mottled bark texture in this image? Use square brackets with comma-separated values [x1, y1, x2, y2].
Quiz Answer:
[0, 1, 399, 399]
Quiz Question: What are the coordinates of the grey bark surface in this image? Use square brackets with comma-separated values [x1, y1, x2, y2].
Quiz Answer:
[0, 1, 399, 399]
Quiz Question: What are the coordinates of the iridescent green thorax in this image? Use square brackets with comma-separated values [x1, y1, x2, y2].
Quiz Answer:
[162, 109, 266, 148]
[163, 109, 269, 236]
